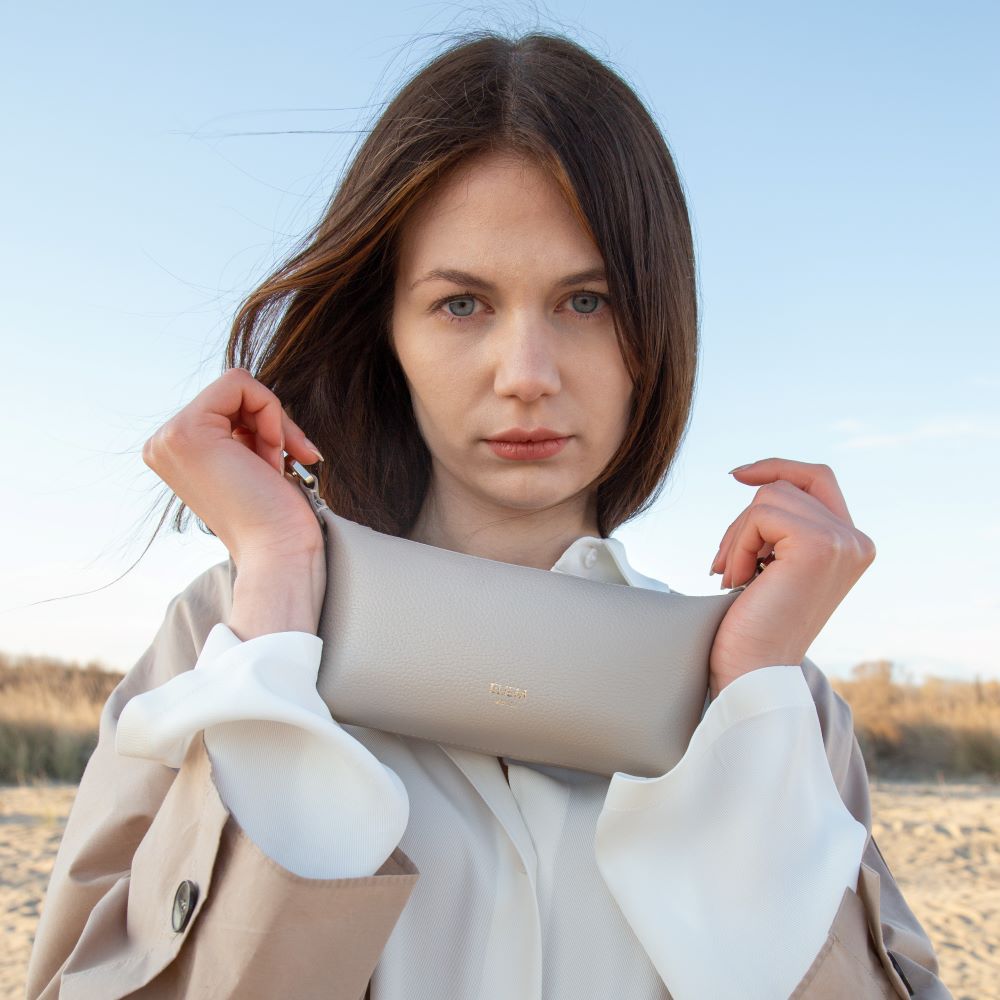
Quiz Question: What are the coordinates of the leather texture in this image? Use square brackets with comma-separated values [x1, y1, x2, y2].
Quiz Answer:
[289, 472, 753, 779]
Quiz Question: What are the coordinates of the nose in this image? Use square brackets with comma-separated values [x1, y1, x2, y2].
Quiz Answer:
[491, 318, 561, 402]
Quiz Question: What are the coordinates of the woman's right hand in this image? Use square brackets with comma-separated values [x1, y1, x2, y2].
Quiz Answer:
[142, 366, 325, 569]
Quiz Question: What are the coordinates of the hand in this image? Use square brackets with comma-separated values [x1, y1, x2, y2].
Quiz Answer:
[142, 367, 326, 569]
[706, 458, 876, 699]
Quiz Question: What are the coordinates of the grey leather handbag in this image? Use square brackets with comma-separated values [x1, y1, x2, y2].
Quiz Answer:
[284, 457, 761, 779]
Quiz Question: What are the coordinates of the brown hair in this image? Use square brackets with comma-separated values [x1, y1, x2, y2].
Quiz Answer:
[158, 29, 698, 542]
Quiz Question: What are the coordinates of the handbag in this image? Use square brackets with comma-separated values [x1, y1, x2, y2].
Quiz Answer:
[282, 457, 760, 778]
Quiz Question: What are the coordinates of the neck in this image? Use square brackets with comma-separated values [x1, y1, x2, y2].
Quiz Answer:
[404, 482, 601, 571]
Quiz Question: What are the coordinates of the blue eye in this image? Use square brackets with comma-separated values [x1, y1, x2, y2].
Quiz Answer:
[432, 290, 612, 325]
[569, 292, 602, 316]
[444, 296, 477, 319]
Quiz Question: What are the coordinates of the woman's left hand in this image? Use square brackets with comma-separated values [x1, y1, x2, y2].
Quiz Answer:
[707, 458, 877, 699]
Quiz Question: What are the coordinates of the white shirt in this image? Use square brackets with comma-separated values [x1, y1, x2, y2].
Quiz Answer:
[116, 535, 867, 1000]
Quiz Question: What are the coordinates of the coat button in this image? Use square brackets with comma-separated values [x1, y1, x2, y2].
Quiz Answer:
[171, 880, 199, 932]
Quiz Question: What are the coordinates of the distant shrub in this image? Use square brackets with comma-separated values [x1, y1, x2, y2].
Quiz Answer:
[833, 659, 1000, 782]
[0, 651, 997, 783]
[0, 723, 99, 783]
[0, 654, 122, 784]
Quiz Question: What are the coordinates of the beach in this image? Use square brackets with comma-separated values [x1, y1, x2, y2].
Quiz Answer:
[2, 779, 997, 999]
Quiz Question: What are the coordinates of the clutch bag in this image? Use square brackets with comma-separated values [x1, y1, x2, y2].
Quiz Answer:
[283, 458, 755, 778]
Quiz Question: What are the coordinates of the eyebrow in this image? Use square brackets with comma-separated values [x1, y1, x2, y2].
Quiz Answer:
[409, 266, 608, 293]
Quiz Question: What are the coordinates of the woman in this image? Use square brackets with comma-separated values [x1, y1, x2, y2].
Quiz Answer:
[25, 30, 951, 1000]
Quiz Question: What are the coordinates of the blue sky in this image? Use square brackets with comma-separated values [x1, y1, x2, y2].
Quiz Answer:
[1, 1, 997, 681]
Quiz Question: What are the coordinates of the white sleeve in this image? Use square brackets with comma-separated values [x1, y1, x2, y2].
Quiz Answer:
[115, 622, 410, 880]
[593, 664, 868, 1000]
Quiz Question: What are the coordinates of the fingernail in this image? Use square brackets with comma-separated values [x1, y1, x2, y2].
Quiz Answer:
[304, 439, 325, 462]
[709, 548, 721, 575]
[729, 463, 752, 474]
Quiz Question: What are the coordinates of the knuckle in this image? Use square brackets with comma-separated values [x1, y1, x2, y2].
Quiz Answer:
[755, 482, 783, 503]
[143, 420, 188, 466]
[813, 526, 848, 556]
[855, 530, 877, 563]
[752, 501, 780, 518]
[224, 366, 253, 384]
[158, 419, 189, 451]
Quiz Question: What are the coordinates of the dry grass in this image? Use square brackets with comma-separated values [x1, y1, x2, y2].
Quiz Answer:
[0, 653, 122, 784]
[0, 652, 997, 784]
[832, 659, 1000, 782]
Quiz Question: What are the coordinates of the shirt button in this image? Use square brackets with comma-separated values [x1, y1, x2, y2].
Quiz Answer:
[172, 880, 199, 933]
[583, 548, 598, 569]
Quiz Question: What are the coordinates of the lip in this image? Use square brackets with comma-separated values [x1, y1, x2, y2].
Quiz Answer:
[485, 436, 571, 461]
[486, 427, 566, 443]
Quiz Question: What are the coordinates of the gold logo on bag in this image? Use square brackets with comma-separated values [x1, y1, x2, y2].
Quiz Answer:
[490, 682, 527, 706]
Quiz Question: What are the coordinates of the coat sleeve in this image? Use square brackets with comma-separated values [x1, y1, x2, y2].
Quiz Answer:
[593, 660, 953, 1000]
[114, 621, 412, 881]
[790, 656, 953, 999]
[23, 559, 420, 1000]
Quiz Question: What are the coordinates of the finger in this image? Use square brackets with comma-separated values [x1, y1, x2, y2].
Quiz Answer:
[232, 427, 256, 451]
[730, 458, 855, 527]
[711, 503, 753, 574]
[205, 369, 318, 473]
[721, 503, 801, 589]
[238, 406, 324, 471]
[722, 503, 828, 589]
[223, 383, 322, 468]
[714, 481, 856, 584]
[237, 394, 285, 474]
[713, 479, 842, 574]
[196, 369, 285, 473]
[714, 527, 775, 579]
[276, 410, 324, 465]
[231, 426, 282, 478]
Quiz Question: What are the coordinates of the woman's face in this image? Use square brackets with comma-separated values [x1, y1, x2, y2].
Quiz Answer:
[390, 151, 634, 539]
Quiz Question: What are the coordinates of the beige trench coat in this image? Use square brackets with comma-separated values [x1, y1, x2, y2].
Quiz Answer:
[25, 558, 952, 1000]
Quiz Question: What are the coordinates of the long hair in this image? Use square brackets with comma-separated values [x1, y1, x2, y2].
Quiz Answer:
[157, 29, 698, 541]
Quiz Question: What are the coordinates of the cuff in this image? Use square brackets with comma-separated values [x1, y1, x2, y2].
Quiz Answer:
[594, 664, 868, 1000]
[116, 623, 410, 879]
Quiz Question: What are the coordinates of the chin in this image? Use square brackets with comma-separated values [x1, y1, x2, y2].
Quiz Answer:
[477, 477, 583, 513]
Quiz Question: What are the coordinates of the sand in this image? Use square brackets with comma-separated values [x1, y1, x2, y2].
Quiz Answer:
[2, 780, 997, 999]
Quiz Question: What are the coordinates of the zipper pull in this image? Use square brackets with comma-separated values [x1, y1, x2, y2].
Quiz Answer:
[282, 452, 329, 522]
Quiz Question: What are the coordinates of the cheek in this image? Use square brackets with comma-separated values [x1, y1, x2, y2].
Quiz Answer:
[396, 342, 467, 429]
[594, 347, 634, 415]
[595, 363, 635, 451]
[407, 350, 456, 402]
[392, 325, 436, 394]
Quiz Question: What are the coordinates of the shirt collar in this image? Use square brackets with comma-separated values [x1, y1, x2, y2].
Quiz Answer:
[549, 535, 671, 593]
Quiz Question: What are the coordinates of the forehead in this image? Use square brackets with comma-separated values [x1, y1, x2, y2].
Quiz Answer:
[395, 151, 598, 275]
